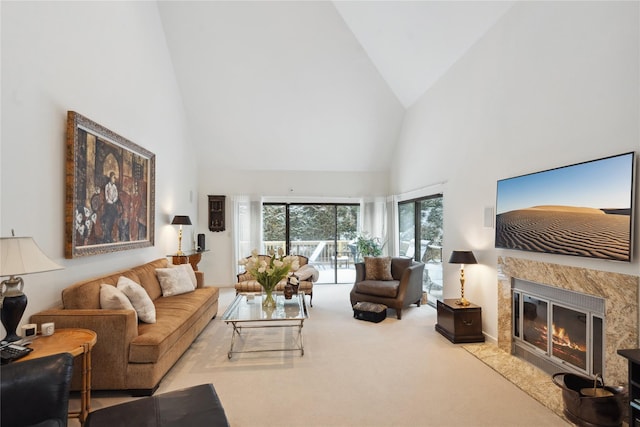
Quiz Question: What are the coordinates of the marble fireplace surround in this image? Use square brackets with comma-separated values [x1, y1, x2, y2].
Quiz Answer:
[497, 256, 639, 386]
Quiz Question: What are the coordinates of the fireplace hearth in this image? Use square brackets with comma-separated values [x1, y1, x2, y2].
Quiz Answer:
[497, 256, 638, 387]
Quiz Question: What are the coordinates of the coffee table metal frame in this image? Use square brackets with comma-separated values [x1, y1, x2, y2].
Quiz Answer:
[222, 292, 308, 359]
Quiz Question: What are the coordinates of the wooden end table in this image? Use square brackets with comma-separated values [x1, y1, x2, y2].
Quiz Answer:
[19, 328, 97, 425]
[435, 299, 485, 343]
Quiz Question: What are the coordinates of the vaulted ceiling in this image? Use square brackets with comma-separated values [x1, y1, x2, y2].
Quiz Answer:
[157, 1, 513, 173]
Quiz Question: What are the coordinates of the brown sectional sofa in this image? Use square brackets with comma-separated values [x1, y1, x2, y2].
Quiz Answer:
[31, 258, 219, 396]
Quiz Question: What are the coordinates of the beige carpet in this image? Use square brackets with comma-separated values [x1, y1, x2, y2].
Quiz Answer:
[75, 285, 569, 427]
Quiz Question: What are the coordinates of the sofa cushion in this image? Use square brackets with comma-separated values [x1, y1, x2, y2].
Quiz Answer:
[131, 259, 167, 301]
[354, 280, 400, 298]
[156, 268, 194, 297]
[129, 287, 219, 363]
[117, 276, 156, 324]
[364, 256, 393, 281]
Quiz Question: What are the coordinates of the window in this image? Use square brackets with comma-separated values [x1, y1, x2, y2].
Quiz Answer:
[263, 203, 360, 284]
[398, 195, 443, 307]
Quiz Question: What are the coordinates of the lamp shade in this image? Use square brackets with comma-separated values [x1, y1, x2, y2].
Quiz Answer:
[171, 216, 192, 226]
[448, 250, 477, 265]
[0, 237, 63, 277]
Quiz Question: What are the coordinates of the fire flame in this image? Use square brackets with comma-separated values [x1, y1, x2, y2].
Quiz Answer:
[535, 324, 586, 352]
[551, 324, 586, 351]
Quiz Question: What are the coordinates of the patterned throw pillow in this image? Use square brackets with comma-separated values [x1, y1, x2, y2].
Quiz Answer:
[364, 256, 393, 281]
[117, 276, 156, 323]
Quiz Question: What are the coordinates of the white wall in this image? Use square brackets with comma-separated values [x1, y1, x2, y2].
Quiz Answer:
[197, 168, 389, 285]
[3, 1, 638, 343]
[0, 2, 198, 335]
[390, 1, 640, 341]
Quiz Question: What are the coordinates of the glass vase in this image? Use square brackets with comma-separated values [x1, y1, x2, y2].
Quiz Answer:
[262, 287, 276, 309]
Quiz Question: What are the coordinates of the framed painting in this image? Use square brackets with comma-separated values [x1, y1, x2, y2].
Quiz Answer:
[65, 111, 155, 258]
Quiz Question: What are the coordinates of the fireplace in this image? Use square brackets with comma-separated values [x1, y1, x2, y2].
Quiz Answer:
[512, 279, 604, 377]
[497, 256, 638, 387]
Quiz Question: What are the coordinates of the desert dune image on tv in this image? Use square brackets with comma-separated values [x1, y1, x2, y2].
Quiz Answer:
[495, 152, 635, 261]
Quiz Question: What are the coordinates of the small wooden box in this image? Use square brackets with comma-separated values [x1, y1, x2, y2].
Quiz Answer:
[435, 299, 485, 343]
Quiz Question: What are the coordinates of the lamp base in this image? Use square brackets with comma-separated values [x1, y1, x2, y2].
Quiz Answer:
[455, 297, 470, 307]
[1, 294, 27, 342]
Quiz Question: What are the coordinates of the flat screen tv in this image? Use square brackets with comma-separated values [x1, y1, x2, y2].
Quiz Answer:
[495, 152, 636, 262]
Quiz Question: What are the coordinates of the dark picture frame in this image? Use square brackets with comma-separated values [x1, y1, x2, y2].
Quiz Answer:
[65, 111, 155, 258]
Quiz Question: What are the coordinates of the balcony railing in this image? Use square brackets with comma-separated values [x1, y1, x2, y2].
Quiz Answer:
[264, 240, 355, 265]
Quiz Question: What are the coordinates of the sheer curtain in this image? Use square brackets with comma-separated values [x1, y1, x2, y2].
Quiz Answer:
[232, 195, 263, 276]
[386, 195, 399, 256]
[360, 196, 388, 255]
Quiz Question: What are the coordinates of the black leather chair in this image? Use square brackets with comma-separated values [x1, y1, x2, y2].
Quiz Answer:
[1, 352, 74, 427]
[85, 383, 230, 427]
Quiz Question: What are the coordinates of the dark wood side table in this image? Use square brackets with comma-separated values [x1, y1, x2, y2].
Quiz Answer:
[169, 249, 209, 271]
[19, 328, 97, 425]
[435, 299, 485, 343]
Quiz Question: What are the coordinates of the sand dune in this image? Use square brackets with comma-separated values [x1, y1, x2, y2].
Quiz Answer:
[527, 205, 606, 214]
[496, 207, 631, 261]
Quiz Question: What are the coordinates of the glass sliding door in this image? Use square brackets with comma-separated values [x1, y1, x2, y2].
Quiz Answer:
[263, 203, 359, 284]
[336, 205, 359, 283]
[398, 195, 443, 307]
[289, 205, 335, 272]
[398, 202, 416, 258]
[263, 204, 286, 254]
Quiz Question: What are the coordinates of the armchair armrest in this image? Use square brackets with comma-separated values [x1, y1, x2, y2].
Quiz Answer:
[355, 262, 365, 283]
[397, 262, 425, 303]
[31, 308, 138, 390]
[237, 271, 254, 282]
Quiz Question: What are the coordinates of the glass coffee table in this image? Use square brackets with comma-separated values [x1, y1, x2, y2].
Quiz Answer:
[221, 292, 308, 359]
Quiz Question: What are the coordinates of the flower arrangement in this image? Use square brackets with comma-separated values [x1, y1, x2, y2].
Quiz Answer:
[239, 248, 299, 307]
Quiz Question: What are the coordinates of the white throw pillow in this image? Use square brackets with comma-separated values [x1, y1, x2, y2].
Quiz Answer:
[99, 284, 138, 321]
[116, 276, 156, 323]
[170, 263, 197, 289]
[156, 267, 194, 297]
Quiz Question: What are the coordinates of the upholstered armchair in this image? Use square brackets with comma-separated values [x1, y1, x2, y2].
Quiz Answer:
[350, 256, 425, 319]
[236, 254, 319, 307]
[1, 352, 74, 427]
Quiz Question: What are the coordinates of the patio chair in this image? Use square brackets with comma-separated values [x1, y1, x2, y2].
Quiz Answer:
[308, 241, 327, 268]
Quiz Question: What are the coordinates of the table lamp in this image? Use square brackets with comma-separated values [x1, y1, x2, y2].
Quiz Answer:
[171, 215, 192, 255]
[0, 236, 63, 342]
[448, 250, 477, 307]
